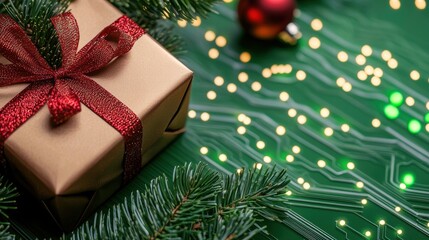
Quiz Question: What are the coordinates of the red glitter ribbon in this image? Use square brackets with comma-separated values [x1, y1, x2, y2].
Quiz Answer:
[0, 13, 145, 182]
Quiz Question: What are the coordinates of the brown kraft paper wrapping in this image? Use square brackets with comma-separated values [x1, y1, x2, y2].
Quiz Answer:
[0, 0, 193, 230]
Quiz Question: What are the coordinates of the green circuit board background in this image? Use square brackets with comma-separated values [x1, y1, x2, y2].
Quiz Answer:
[11, 0, 429, 239]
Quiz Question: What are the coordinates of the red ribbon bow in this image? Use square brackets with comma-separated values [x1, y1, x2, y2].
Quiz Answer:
[0, 13, 145, 182]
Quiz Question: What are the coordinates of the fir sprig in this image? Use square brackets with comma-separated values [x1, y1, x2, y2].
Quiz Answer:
[109, 0, 221, 54]
[0, 177, 18, 240]
[2, 0, 70, 68]
[67, 163, 290, 239]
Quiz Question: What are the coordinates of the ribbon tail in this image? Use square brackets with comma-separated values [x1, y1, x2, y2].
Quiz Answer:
[68, 75, 142, 183]
[0, 82, 51, 167]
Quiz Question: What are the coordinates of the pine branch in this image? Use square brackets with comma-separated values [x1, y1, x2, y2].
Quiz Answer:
[110, 0, 221, 54]
[219, 166, 290, 223]
[2, 0, 70, 68]
[67, 163, 290, 239]
[0, 177, 18, 240]
[67, 163, 222, 240]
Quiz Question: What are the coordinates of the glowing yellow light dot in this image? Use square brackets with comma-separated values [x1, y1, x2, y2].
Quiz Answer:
[240, 52, 251, 63]
[279, 92, 290, 102]
[361, 45, 373, 57]
[271, 65, 279, 74]
[276, 126, 286, 136]
[286, 190, 292, 196]
[426, 101, 429, 110]
[339, 220, 346, 226]
[255, 163, 263, 169]
[238, 72, 249, 83]
[356, 181, 364, 188]
[336, 77, 346, 87]
[337, 51, 349, 62]
[361, 199, 368, 205]
[208, 48, 219, 59]
[237, 168, 243, 174]
[405, 96, 415, 106]
[200, 147, 208, 155]
[382, 50, 392, 61]
[297, 115, 307, 125]
[223, 0, 233, 3]
[357, 70, 368, 81]
[395, 206, 401, 212]
[227, 83, 237, 93]
[219, 154, 227, 162]
[311, 18, 323, 31]
[262, 68, 272, 78]
[320, 108, 330, 118]
[324, 127, 334, 137]
[397, 229, 403, 235]
[355, 54, 366, 65]
[390, 0, 401, 9]
[372, 118, 381, 128]
[309, 37, 321, 49]
[288, 108, 297, 118]
[214, 76, 224, 86]
[317, 160, 326, 168]
[303, 182, 311, 190]
[283, 64, 293, 73]
[292, 145, 301, 154]
[237, 126, 246, 135]
[297, 177, 305, 184]
[215, 36, 227, 47]
[374, 68, 384, 78]
[342, 82, 352, 92]
[365, 231, 371, 237]
[410, 70, 421, 81]
[188, 110, 197, 118]
[243, 117, 252, 125]
[207, 90, 217, 100]
[415, 0, 427, 9]
[191, 16, 201, 27]
[286, 155, 295, 162]
[371, 76, 382, 87]
[201, 112, 210, 121]
[388, 58, 398, 69]
[341, 124, 350, 132]
[347, 162, 355, 170]
[263, 156, 272, 163]
[238, 114, 246, 122]
[251, 81, 262, 92]
[256, 141, 266, 149]
[296, 70, 307, 81]
[205, 30, 216, 41]
[364, 65, 374, 75]
[400, 183, 407, 189]
[177, 19, 187, 27]
[427, 222, 429, 227]
[379, 220, 386, 225]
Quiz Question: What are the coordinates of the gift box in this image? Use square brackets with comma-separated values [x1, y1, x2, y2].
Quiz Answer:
[0, 0, 192, 230]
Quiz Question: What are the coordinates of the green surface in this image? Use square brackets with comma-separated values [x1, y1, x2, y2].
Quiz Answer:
[13, 0, 429, 239]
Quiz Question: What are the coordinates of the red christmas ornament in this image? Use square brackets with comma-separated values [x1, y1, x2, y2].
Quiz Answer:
[238, 0, 299, 42]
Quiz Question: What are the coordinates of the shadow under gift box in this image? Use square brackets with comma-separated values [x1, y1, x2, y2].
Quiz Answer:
[0, 0, 193, 231]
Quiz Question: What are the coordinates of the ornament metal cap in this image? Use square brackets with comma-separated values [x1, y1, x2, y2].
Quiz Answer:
[278, 22, 301, 45]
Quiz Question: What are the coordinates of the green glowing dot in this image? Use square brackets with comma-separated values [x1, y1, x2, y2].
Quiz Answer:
[425, 113, 429, 123]
[408, 119, 422, 134]
[389, 92, 404, 107]
[403, 174, 415, 186]
[384, 105, 399, 119]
